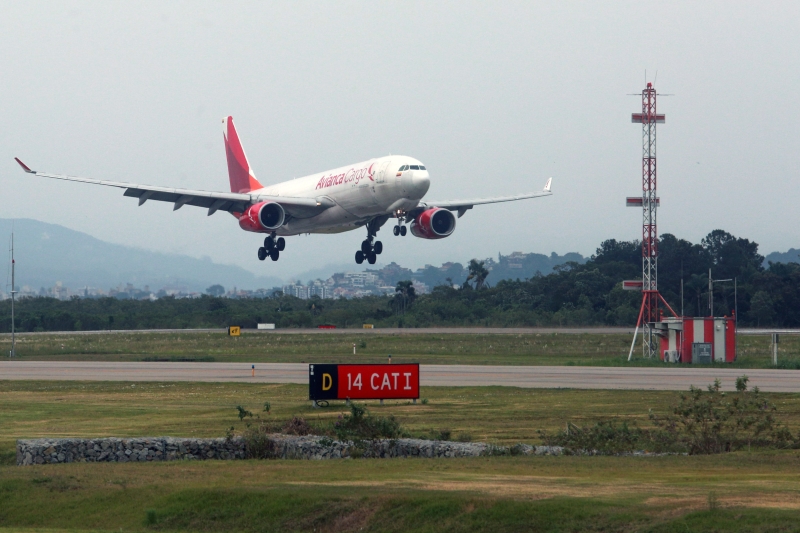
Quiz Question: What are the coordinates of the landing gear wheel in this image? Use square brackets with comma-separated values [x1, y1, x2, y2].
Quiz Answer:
[276, 237, 286, 251]
[393, 226, 400, 236]
[400, 225, 407, 236]
[374, 241, 383, 254]
[264, 236, 275, 250]
[355, 250, 365, 264]
[269, 249, 280, 261]
[257, 247, 267, 261]
[361, 240, 371, 254]
[367, 251, 377, 265]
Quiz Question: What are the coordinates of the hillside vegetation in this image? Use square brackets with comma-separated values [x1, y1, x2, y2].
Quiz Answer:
[2, 229, 798, 331]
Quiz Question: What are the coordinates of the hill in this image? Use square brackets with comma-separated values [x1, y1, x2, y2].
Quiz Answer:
[0, 219, 282, 294]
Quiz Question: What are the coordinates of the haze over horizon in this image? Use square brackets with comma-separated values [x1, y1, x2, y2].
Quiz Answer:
[2, 2, 798, 278]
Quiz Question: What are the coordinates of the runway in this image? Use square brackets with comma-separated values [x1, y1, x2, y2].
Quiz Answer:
[2, 361, 799, 392]
[1, 327, 795, 337]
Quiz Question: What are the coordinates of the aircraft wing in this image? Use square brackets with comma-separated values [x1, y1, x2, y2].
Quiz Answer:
[14, 158, 330, 217]
[417, 178, 553, 217]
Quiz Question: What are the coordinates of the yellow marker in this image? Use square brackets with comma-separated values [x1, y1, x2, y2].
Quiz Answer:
[322, 373, 332, 391]
[228, 326, 241, 336]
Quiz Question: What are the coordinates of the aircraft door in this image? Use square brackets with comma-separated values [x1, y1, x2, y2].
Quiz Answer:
[375, 161, 390, 184]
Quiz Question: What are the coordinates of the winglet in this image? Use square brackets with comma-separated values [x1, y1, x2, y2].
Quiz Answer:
[544, 177, 552, 192]
[14, 158, 34, 173]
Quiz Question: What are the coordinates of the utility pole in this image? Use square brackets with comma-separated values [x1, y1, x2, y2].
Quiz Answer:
[10, 233, 16, 358]
[708, 270, 733, 320]
[708, 268, 713, 318]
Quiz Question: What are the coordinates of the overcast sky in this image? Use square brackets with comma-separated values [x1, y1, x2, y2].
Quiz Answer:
[2, 1, 798, 281]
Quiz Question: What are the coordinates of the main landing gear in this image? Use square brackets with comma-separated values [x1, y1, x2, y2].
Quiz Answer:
[355, 219, 384, 265]
[258, 233, 285, 262]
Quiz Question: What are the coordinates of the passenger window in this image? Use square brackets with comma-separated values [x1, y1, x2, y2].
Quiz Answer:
[410, 165, 420, 170]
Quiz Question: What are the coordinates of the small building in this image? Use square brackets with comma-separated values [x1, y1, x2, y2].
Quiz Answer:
[654, 316, 736, 364]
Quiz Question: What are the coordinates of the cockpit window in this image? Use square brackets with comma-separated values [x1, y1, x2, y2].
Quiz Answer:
[400, 165, 408, 171]
[419, 165, 426, 170]
[410, 165, 420, 170]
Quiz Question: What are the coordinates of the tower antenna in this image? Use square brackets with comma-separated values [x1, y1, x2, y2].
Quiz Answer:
[625, 81, 679, 360]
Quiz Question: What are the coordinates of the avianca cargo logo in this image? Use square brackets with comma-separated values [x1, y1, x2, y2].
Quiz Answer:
[315, 163, 374, 190]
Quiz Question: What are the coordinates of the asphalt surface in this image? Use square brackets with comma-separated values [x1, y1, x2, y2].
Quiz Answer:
[2, 327, 796, 337]
[2, 327, 635, 336]
[2, 361, 799, 392]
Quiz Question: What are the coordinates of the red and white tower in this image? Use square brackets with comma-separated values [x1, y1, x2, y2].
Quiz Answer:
[625, 82, 678, 359]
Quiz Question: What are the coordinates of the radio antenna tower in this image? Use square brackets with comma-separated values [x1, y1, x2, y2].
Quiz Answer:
[626, 82, 678, 360]
[9, 232, 16, 358]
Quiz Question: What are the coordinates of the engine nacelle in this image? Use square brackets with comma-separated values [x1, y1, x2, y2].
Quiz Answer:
[238, 201, 286, 232]
[410, 208, 456, 239]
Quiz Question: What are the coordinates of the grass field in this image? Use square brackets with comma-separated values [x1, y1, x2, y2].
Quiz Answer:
[2, 381, 800, 532]
[2, 331, 799, 367]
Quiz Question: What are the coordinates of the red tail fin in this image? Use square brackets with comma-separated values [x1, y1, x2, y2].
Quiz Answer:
[223, 116, 264, 193]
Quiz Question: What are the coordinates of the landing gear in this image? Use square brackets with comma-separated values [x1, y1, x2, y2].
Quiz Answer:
[354, 218, 386, 264]
[260, 233, 285, 262]
[393, 214, 408, 236]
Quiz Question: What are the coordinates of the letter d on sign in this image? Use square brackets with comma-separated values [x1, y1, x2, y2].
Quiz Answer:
[322, 373, 332, 391]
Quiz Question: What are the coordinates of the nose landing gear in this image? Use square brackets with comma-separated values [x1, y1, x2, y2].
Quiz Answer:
[393, 213, 408, 236]
[258, 233, 286, 262]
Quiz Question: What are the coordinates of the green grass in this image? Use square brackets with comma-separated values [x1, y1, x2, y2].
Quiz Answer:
[2, 331, 799, 367]
[2, 455, 800, 532]
[5, 381, 800, 457]
[3, 381, 800, 531]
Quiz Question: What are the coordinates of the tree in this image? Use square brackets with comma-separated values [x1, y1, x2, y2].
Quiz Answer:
[701, 230, 764, 281]
[393, 280, 416, 315]
[749, 291, 775, 327]
[466, 259, 490, 290]
[592, 239, 641, 266]
[206, 284, 225, 297]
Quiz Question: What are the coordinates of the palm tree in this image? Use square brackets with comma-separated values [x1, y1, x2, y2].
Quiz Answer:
[466, 259, 490, 290]
[394, 280, 416, 315]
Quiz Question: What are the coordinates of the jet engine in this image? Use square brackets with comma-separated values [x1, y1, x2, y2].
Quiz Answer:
[410, 208, 456, 239]
[238, 201, 286, 232]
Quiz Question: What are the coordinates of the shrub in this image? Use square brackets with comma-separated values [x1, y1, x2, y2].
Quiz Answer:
[282, 416, 312, 436]
[650, 376, 796, 454]
[543, 376, 797, 455]
[334, 403, 402, 442]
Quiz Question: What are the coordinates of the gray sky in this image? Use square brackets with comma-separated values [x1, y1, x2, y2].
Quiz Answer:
[2, 1, 799, 281]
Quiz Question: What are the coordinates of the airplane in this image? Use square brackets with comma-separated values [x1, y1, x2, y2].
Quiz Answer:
[15, 116, 553, 265]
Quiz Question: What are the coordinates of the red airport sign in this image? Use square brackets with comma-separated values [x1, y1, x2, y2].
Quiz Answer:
[309, 363, 420, 401]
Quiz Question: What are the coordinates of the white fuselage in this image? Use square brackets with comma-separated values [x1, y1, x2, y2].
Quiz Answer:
[250, 155, 430, 235]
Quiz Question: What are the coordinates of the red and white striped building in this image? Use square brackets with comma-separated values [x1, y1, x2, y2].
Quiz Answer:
[655, 316, 736, 363]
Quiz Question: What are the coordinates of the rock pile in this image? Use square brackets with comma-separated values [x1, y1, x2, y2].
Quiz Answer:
[16, 437, 246, 465]
[16, 435, 564, 465]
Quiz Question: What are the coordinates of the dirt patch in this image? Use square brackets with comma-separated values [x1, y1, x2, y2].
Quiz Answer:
[320, 505, 378, 533]
[286, 475, 665, 500]
[644, 492, 800, 513]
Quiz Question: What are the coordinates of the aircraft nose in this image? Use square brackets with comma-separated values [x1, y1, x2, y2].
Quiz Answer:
[409, 172, 430, 197]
